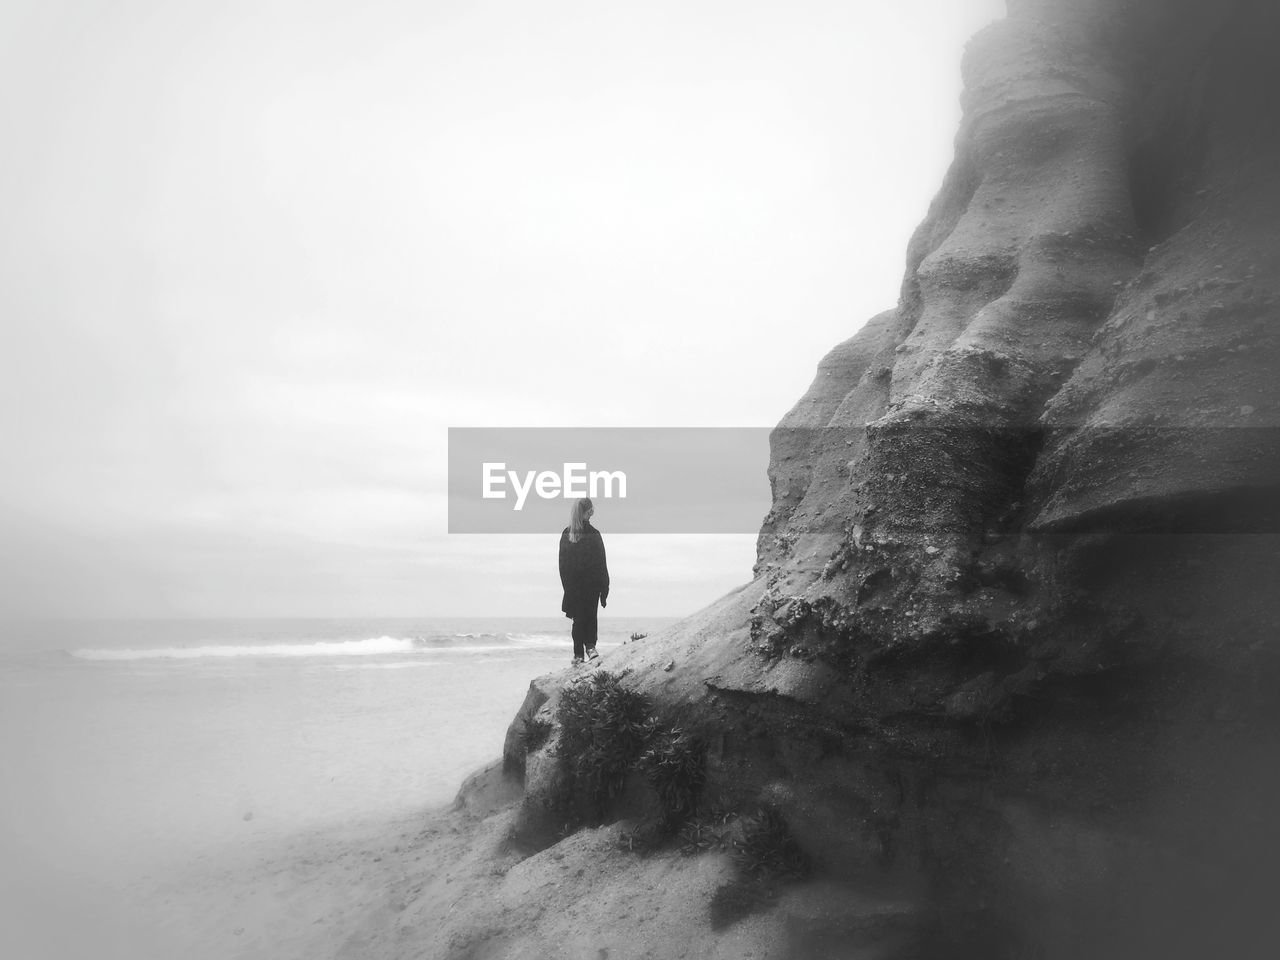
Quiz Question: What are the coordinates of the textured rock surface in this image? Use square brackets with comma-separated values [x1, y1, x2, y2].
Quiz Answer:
[480, 3, 1280, 958]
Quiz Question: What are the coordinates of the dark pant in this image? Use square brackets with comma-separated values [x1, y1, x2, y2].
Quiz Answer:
[571, 606, 598, 659]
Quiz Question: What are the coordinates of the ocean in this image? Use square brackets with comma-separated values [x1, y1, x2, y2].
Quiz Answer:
[0, 615, 674, 957]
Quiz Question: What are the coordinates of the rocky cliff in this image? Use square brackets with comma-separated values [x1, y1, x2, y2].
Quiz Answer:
[450, 2, 1280, 957]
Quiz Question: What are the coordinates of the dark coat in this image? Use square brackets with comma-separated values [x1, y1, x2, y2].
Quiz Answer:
[559, 522, 609, 619]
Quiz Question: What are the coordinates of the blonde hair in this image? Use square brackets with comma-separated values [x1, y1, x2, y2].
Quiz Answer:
[567, 498, 593, 543]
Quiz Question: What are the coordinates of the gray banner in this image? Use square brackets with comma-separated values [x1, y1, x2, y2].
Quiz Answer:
[448, 428, 772, 533]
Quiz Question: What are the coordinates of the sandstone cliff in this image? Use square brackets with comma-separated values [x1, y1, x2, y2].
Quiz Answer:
[443, 2, 1280, 957]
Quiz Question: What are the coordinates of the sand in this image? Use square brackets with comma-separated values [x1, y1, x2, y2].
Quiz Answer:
[51, 760, 799, 960]
[76, 756, 919, 960]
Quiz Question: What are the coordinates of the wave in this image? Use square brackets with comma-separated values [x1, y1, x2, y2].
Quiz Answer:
[70, 636, 418, 661]
[503, 633, 563, 647]
[406, 632, 564, 651]
[68, 631, 571, 661]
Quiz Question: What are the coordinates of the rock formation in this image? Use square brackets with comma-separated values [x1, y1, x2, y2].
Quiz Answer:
[452, 2, 1280, 957]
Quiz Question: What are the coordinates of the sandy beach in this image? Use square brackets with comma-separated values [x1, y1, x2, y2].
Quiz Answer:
[0, 619, 677, 960]
[108, 758, 836, 960]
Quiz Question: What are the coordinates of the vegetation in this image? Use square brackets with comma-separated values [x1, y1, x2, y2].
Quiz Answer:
[552, 671, 654, 824]
[520, 716, 553, 753]
[732, 806, 810, 881]
[677, 806, 736, 857]
[546, 670, 706, 841]
[709, 806, 811, 931]
[539, 673, 812, 929]
[638, 725, 706, 828]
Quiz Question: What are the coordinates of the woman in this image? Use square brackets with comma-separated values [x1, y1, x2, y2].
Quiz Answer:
[559, 497, 609, 665]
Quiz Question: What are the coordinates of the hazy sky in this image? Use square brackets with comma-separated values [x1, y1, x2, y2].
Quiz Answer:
[0, 0, 1003, 620]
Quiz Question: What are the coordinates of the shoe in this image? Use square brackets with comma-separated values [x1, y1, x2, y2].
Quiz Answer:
[571, 656, 584, 666]
[586, 647, 600, 661]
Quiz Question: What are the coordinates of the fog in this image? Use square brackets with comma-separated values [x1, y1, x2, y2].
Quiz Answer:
[0, 0, 1004, 619]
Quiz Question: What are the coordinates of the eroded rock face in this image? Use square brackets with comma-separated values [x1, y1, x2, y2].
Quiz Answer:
[744, 3, 1280, 954]
[508, 2, 1280, 956]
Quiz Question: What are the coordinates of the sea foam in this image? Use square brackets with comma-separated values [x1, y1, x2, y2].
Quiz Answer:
[70, 635, 418, 661]
[68, 631, 569, 661]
